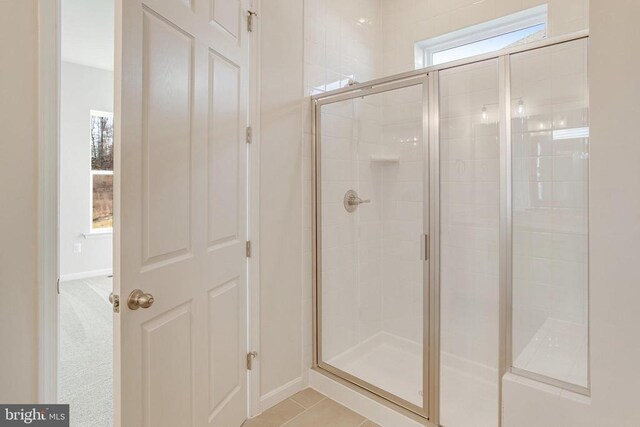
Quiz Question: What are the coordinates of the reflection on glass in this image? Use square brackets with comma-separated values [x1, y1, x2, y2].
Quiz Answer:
[510, 39, 589, 388]
[319, 84, 425, 408]
[439, 59, 500, 427]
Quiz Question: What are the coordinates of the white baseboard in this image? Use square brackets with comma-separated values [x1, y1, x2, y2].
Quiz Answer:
[259, 376, 305, 413]
[60, 268, 112, 282]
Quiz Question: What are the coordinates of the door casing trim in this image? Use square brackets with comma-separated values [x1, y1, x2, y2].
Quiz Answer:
[37, 0, 61, 405]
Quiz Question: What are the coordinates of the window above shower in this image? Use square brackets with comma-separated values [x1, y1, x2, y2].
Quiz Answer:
[415, 5, 548, 68]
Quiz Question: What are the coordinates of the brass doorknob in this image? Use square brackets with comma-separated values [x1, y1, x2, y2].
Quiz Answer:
[127, 289, 154, 310]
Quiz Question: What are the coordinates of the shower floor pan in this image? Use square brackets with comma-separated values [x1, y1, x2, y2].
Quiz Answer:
[327, 332, 499, 427]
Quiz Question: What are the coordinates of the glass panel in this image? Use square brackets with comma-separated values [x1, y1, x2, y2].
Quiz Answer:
[319, 82, 426, 409]
[510, 39, 589, 388]
[92, 173, 114, 230]
[432, 23, 546, 66]
[90, 112, 114, 171]
[439, 59, 500, 427]
[90, 111, 114, 231]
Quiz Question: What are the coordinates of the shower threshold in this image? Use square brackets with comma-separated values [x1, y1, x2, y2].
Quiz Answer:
[327, 332, 423, 407]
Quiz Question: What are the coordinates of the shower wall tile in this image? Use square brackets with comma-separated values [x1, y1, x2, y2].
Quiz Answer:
[304, 0, 381, 94]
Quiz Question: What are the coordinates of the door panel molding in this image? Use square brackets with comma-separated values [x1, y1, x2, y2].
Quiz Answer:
[116, 1, 250, 426]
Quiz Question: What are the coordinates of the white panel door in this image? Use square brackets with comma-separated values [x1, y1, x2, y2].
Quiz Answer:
[114, 0, 249, 426]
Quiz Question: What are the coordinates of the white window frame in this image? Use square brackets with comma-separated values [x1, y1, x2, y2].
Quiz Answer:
[415, 4, 548, 68]
[89, 109, 114, 234]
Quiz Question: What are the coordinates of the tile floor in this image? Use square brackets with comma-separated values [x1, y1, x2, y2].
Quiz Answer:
[244, 388, 380, 427]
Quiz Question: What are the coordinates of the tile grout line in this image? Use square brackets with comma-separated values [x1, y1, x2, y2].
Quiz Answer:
[288, 398, 307, 411]
[280, 396, 327, 426]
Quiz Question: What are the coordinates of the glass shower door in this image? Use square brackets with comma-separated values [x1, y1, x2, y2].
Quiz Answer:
[315, 78, 429, 416]
[438, 58, 501, 427]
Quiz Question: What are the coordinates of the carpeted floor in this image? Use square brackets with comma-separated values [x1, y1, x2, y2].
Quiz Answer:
[59, 276, 113, 427]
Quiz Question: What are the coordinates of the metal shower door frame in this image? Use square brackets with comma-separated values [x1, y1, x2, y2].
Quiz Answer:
[311, 30, 590, 427]
[312, 74, 435, 423]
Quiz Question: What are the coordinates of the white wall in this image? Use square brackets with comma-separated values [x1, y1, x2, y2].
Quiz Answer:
[60, 61, 113, 280]
[258, 0, 306, 407]
[0, 0, 39, 402]
[503, 0, 640, 425]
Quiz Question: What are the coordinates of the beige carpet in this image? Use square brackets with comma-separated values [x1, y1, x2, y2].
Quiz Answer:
[59, 276, 113, 427]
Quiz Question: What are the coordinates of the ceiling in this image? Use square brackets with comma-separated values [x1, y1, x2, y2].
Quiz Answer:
[61, 0, 114, 71]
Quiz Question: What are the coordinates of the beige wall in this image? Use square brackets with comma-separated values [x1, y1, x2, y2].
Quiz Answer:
[503, 0, 640, 425]
[0, 0, 40, 402]
[258, 0, 306, 405]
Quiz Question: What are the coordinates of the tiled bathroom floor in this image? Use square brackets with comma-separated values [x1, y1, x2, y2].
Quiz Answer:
[243, 388, 380, 427]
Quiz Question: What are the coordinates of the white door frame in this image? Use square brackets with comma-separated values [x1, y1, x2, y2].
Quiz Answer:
[37, 0, 262, 417]
[247, 0, 262, 418]
[37, 0, 61, 404]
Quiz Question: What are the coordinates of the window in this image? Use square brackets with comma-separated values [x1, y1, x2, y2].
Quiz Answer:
[415, 5, 547, 68]
[90, 111, 114, 231]
[310, 75, 356, 96]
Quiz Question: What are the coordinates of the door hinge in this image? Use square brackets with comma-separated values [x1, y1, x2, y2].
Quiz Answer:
[246, 126, 252, 144]
[247, 351, 258, 370]
[109, 293, 120, 313]
[246, 240, 252, 258]
[247, 10, 257, 32]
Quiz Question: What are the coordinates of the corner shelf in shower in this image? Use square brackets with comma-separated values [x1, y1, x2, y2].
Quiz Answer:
[369, 155, 400, 164]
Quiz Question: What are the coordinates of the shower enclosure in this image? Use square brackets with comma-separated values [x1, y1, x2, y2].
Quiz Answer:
[312, 33, 589, 427]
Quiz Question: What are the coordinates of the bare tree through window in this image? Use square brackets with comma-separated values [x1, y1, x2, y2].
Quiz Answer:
[91, 113, 114, 170]
[90, 111, 114, 230]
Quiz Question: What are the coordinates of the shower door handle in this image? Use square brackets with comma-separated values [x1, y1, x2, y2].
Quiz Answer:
[421, 234, 430, 261]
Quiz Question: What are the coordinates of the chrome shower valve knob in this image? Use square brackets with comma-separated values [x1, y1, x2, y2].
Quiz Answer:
[344, 190, 370, 213]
